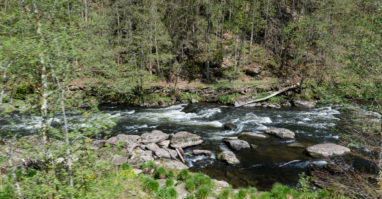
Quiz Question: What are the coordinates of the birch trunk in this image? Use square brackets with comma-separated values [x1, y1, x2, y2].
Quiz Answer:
[34, 0, 49, 143]
[249, 0, 256, 55]
[6, 147, 22, 198]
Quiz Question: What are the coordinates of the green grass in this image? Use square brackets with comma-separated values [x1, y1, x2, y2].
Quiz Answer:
[157, 187, 178, 199]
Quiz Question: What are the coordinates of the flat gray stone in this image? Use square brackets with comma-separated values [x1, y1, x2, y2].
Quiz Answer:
[294, 99, 316, 108]
[141, 130, 169, 144]
[307, 143, 350, 158]
[193, 150, 212, 156]
[218, 151, 240, 164]
[240, 131, 268, 139]
[170, 131, 203, 149]
[223, 138, 250, 151]
[265, 128, 295, 139]
[154, 159, 189, 170]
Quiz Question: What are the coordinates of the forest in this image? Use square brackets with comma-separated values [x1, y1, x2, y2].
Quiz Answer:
[0, 0, 381, 198]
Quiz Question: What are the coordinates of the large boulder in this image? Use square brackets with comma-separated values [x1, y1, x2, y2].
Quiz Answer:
[265, 128, 295, 139]
[141, 130, 169, 144]
[127, 148, 154, 166]
[170, 131, 203, 149]
[144, 143, 172, 159]
[307, 143, 350, 158]
[106, 134, 141, 145]
[217, 151, 240, 164]
[223, 138, 250, 151]
[154, 159, 189, 170]
[239, 131, 268, 139]
[111, 154, 127, 166]
[294, 99, 316, 108]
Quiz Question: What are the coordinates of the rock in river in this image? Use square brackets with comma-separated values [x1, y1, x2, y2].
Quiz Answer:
[307, 143, 351, 158]
[170, 131, 203, 149]
[223, 138, 250, 151]
[239, 131, 268, 139]
[145, 143, 172, 159]
[218, 151, 240, 164]
[223, 123, 237, 130]
[293, 99, 316, 108]
[141, 130, 169, 144]
[193, 150, 212, 156]
[265, 128, 295, 139]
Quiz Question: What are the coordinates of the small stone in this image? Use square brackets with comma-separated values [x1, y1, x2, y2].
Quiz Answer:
[307, 143, 351, 158]
[239, 132, 268, 139]
[287, 142, 305, 148]
[265, 128, 295, 139]
[193, 150, 212, 156]
[223, 138, 250, 151]
[217, 151, 240, 164]
[293, 99, 316, 108]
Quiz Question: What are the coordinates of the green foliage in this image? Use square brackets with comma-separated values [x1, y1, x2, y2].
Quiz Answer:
[0, 184, 13, 199]
[154, 167, 167, 179]
[195, 185, 211, 199]
[142, 177, 160, 193]
[217, 187, 232, 199]
[157, 187, 178, 199]
[218, 93, 241, 104]
[121, 163, 132, 170]
[142, 160, 156, 170]
[268, 96, 285, 104]
[185, 177, 196, 192]
[165, 178, 174, 187]
[177, 169, 189, 181]
[166, 170, 175, 179]
[179, 93, 200, 102]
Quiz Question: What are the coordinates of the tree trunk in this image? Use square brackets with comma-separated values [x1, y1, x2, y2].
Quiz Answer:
[249, 0, 256, 55]
[6, 147, 22, 198]
[34, 0, 49, 143]
[56, 77, 74, 199]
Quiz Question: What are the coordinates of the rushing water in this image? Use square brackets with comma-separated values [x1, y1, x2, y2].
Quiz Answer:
[1, 103, 347, 190]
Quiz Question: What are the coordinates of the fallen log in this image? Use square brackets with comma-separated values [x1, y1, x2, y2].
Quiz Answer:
[235, 83, 300, 107]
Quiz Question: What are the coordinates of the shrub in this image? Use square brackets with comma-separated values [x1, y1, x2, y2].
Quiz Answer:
[165, 178, 174, 187]
[195, 185, 211, 199]
[166, 170, 175, 179]
[185, 177, 196, 192]
[177, 169, 189, 181]
[157, 187, 178, 199]
[142, 177, 159, 193]
[233, 189, 247, 199]
[217, 187, 232, 199]
[154, 167, 167, 179]
[193, 173, 213, 188]
[121, 163, 131, 170]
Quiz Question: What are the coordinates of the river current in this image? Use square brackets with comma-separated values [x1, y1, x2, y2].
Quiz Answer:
[1, 103, 350, 190]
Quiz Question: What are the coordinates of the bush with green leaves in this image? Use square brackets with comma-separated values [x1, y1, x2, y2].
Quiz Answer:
[195, 185, 211, 199]
[154, 167, 167, 179]
[142, 177, 160, 193]
[157, 187, 178, 199]
[177, 169, 189, 181]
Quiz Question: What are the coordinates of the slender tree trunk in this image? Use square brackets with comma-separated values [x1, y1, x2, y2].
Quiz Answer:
[34, 0, 49, 143]
[0, 62, 11, 106]
[56, 77, 74, 199]
[6, 147, 22, 198]
[154, 20, 161, 75]
[249, 0, 256, 55]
